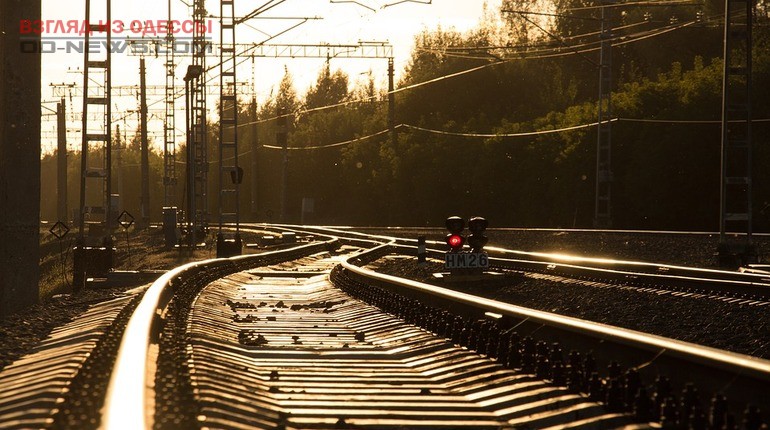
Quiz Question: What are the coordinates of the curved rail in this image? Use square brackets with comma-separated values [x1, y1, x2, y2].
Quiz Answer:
[280, 224, 770, 298]
[101, 238, 339, 430]
[252, 224, 770, 288]
[339, 244, 770, 418]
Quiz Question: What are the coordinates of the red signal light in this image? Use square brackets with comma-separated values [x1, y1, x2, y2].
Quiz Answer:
[448, 234, 463, 247]
[446, 233, 464, 251]
[445, 216, 466, 252]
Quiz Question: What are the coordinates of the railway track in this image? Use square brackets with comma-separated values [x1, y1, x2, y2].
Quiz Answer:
[1, 226, 768, 429]
[273, 224, 770, 302]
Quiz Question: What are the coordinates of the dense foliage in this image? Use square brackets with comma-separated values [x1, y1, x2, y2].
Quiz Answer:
[41, 1, 770, 230]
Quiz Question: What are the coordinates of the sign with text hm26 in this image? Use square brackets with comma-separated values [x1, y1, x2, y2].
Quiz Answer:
[444, 252, 489, 270]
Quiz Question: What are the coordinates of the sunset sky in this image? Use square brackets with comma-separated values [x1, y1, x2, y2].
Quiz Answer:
[39, 0, 501, 153]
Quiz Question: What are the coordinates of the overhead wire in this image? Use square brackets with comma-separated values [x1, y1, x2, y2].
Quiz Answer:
[67, 6, 724, 157]
[565, 0, 703, 12]
[116, 6, 701, 130]
[239, 15, 704, 129]
[254, 115, 770, 152]
[401, 119, 618, 138]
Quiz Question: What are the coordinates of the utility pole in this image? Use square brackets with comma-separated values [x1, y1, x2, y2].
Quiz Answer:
[278, 107, 289, 222]
[74, 0, 113, 287]
[1, 0, 42, 316]
[163, 0, 177, 207]
[718, 0, 756, 266]
[594, 3, 613, 228]
[139, 58, 150, 228]
[216, 0, 242, 257]
[57, 98, 68, 222]
[184, 63, 204, 247]
[388, 57, 396, 147]
[115, 124, 124, 207]
[251, 97, 259, 220]
[182, 0, 209, 247]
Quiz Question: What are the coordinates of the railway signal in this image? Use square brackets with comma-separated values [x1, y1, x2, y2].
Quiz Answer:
[445, 216, 465, 252]
[444, 216, 489, 273]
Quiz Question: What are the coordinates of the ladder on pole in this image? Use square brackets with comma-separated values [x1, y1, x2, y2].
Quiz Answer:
[78, 0, 112, 242]
[74, 0, 113, 287]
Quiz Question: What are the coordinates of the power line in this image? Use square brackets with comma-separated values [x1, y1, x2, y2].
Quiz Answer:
[401, 119, 618, 138]
[619, 117, 770, 124]
[565, 0, 703, 12]
[240, 16, 703, 129]
[262, 128, 390, 149]
[97, 8, 714, 152]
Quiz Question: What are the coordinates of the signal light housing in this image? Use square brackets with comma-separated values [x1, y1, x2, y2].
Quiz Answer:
[467, 216, 488, 252]
[445, 216, 465, 234]
[445, 216, 465, 252]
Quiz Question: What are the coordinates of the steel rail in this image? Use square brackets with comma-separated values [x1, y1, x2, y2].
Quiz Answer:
[486, 254, 770, 297]
[239, 223, 392, 249]
[391, 242, 770, 299]
[101, 239, 338, 430]
[484, 246, 770, 284]
[339, 243, 770, 417]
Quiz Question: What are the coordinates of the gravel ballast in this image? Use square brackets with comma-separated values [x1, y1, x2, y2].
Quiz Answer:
[0, 288, 137, 373]
[369, 256, 770, 360]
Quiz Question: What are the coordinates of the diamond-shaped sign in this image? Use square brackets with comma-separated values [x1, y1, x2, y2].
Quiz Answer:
[49, 221, 70, 239]
[118, 211, 135, 229]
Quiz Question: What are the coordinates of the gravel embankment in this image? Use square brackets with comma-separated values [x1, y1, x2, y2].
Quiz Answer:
[0, 288, 135, 373]
[369, 256, 770, 359]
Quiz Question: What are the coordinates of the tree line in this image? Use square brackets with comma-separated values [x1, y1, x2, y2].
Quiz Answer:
[41, 1, 770, 230]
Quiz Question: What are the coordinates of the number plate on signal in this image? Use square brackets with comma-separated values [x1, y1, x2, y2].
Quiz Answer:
[444, 252, 489, 270]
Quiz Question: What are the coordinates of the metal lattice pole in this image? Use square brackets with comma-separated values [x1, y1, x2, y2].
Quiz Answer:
[217, 0, 242, 256]
[163, 0, 177, 207]
[185, 0, 208, 246]
[139, 58, 150, 227]
[78, 0, 112, 238]
[57, 98, 68, 222]
[594, 4, 613, 228]
[718, 0, 755, 264]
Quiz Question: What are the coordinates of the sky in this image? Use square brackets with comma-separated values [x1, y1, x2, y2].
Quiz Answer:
[39, 0, 502, 154]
